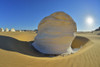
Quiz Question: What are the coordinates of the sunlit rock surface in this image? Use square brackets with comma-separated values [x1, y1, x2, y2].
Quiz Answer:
[11, 28, 15, 32]
[5, 28, 9, 32]
[32, 12, 77, 54]
[0, 28, 4, 32]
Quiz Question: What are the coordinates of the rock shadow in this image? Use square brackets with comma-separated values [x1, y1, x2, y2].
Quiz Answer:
[71, 36, 90, 48]
[0, 35, 47, 57]
[0, 35, 90, 57]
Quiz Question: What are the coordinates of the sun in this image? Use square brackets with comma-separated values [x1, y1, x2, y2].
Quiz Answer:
[86, 16, 94, 25]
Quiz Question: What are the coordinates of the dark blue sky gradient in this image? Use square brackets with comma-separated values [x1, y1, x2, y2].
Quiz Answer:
[0, 0, 100, 31]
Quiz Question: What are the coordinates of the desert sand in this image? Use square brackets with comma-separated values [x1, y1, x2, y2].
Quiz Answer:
[0, 31, 100, 67]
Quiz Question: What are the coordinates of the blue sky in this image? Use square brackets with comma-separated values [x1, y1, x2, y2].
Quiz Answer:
[0, 0, 100, 31]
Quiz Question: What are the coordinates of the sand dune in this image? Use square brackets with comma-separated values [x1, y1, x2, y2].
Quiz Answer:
[0, 32, 100, 67]
[0, 32, 36, 41]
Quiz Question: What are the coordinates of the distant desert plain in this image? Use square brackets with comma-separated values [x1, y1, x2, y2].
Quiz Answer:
[0, 31, 100, 67]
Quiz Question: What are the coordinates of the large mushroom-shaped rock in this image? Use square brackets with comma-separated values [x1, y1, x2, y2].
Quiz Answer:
[0, 28, 4, 32]
[11, 28, 15, 32]
[5, 28, 9, 32]
[32, 12, 77, 54]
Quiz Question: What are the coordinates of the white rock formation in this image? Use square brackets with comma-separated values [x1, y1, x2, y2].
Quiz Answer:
[0, 28, 4, 32]
[32, 12, 77, 54]
[11, 28, 15, 32]
[5, 28, 9, 32]
[19, 30, 21, 32]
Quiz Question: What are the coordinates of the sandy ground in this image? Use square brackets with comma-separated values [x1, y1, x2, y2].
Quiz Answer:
[0, 31, 100, 67]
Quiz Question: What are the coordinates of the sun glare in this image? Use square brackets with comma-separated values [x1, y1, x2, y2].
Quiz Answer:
[86, 16, 94, 25]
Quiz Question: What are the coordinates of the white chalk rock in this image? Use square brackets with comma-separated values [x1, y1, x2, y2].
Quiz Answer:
[11, 28, 15, 32]
[32, 12, 77, 54]
[19, 30, 21, 32]
[5, 28, 9, 32]
[0, 28, 4, 32]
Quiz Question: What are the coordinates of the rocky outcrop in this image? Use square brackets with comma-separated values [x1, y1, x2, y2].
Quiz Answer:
[0, 28, 4, 32]
[10, 28, 15, 32]
[32, 12, 77, 54]
[95, 27, 100, 31]
[5, 28, 9, 32]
